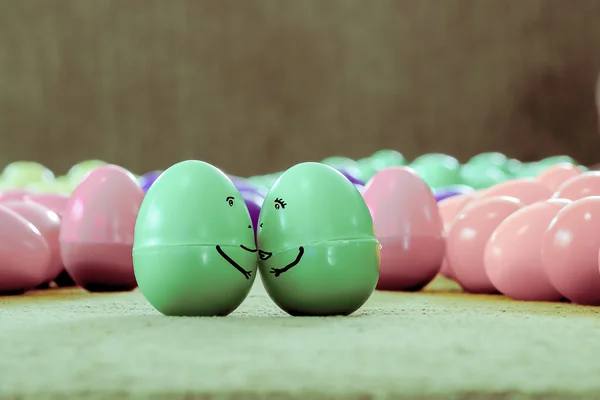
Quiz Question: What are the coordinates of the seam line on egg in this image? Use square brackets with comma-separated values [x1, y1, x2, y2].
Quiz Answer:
[132, 244, 255, 252]
[259, 237, 381, 256]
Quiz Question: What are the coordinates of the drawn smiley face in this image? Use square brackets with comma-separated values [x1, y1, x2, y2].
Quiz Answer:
[215, 195, 257, 279]
[255, 162, 380, 316]
[256, 162, 375, 278]
[257, 197, 304, 276]
[133, 160, 263, 316]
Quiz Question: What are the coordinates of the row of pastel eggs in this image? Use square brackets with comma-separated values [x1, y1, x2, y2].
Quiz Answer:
[0, 151, 574, 200]
[0, 159, 438, 295]
[0, 158, 591, 300]
[433, 164, 600, 305]
[132, 160, 598, 313]
[244, 152, 582, 192]
[0, 166, 143, 293]
[138, 152, 579, 200]
[0, 161, 368, 294]
[0, 160, 109, 194]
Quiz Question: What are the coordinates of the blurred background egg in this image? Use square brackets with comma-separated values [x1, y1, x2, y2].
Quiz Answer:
[542, 196, 600, 305]
[551, 171, 600, 201]
[479, 178, 552, 205]
[537, 163, 582, 192]
[3, 200, 63, 285]
[363, 167, 444, 291]
[24, 193, 70, 219]
[437, 194, 473, 280]
[484, 199, 569, 301]
[240, 190, 263, 244]
[60, 165, 143, 292]
[66, 160, 108, 185]
[447, 196, 524, 294]
[0, 204, 51, 294]
[0, 189, 34, 203]
[1, 161, 55, 189]
[138, 170, 163, 193]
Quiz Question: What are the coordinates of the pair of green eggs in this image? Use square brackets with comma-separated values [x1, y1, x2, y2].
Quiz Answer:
[133, 160, 381, 316]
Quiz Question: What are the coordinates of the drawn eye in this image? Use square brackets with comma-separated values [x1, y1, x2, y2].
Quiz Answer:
[274, 198, 287, 210]
[226, 196, 234, 207]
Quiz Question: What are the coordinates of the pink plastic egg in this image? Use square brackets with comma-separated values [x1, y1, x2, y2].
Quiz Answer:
[537, 163, 582, 192]
[551, 171, 600, 201]
[0, 204, 51, 293]
[0, 189, 33, 203]
[479, 178, 552, 205]
[25, 193, 69, 219]
[59, 165, 144, 292]
[438, 194, 472, 225]
[3, 200, 63, 284]
[363, 167, 445, 291]
[542, 196, 600, 305]
[484, 199, 569, 301]
[447, 196, 524, 294]
[437, 194, 472, 279]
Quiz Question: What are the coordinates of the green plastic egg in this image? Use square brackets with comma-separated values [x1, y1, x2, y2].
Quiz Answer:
[539, 155, 578, 167]
[133, 160, 258, 316]
[369, 149, 406, 171]
[2, 161, 54, 188]
[409, 153, 461, 189]
[262, 172, 282, 188]
[257, 162, 380, 316]
[246, 175, 270, 192]
[67, 159, 107, 184]
[504, 158, 522, 176]
[514, 162, 546, 178]
[320, 156, 356, 170]
[460, 164, 509, 189]
[355, 158, 378, 182]
[466, 152, 508, 169]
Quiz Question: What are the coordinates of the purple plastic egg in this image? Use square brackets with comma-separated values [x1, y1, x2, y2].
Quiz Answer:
[139, 171, 163, 193]
[240, 189, 263, 244]
[434, 184, 475, 202]
[337, 169, 365, 186]
[228, 175, 258, 193]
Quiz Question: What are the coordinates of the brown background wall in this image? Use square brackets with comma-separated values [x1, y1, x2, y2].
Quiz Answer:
[1, 0, 600, 176]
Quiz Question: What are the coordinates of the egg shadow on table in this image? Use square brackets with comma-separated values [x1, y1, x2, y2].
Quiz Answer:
[53, 270, 77, 287]
[81, 284, 137, 293]
[0, 289, 26, 296]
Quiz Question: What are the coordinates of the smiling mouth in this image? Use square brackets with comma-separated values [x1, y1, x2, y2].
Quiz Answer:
[240, 244, 257, 253]
[258, 250, 273, 261]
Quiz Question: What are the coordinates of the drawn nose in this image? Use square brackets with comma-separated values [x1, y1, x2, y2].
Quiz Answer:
[259, 223, 263, 228]
[258, 250, 272, 261]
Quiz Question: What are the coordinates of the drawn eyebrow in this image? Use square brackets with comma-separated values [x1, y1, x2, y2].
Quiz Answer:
[226, 196, 234, 201]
